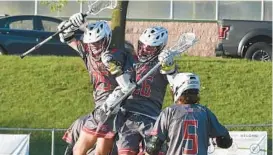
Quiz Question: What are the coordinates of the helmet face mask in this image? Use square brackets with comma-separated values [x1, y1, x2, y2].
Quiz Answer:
[84, 38, 107, 59]
[137, 26, 168, 62]
[82, 21, 112, 60]
[137, 40, 160, 62]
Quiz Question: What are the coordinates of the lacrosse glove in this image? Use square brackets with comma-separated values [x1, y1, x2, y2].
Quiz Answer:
[116, 73, 136, 94]
[101, 52, 122, 75]
[58, 21, 77, 43]
[145, 135, 163, 155]
[216, 134, 233, 149]
[158, 50, 176, 74]
[69, 12, 86, 29]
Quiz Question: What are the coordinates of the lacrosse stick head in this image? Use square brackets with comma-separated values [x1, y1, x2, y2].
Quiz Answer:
[87, 0, 117, 15]
[170, 33, 198, 54]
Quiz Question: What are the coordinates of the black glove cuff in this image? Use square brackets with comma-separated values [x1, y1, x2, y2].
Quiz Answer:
[64, 34, 75, 43]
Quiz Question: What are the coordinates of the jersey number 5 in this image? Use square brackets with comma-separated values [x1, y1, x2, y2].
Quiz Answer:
[183, 120, 198, 154]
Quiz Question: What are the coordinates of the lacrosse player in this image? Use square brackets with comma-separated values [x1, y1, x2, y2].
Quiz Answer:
[116, 26, 178, 155]
[61, 41, 136, 155]
[62, 114, 95, 155]
[57, 13, 135, 155]
[145, 73, 233, 155]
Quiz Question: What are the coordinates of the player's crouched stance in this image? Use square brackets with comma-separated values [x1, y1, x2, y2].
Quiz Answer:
[145, 73, 233, 155]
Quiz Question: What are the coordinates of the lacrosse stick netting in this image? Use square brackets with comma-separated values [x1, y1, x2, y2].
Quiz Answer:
[87, 0, 117, 15]
[169, 32, 197, 56]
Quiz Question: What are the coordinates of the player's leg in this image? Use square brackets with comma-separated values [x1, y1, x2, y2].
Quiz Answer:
[96, 137, 115, 155]
[86, 143, 96, 155]
[138, 115, 156, 155]
[63, 116, 87, 155]
[117, 113, 143, 155]
[94, 108, 120, 155]
[118, 133, 141, 155]
[73, 130, 97, 155]
[73, 111, 100, 155]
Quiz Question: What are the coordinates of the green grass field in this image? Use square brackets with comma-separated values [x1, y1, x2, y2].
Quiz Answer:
[0, 55, 272, 154]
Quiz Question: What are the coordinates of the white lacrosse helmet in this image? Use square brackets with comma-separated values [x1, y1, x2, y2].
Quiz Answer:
[137, 26, 168, 62]
[83, 20, 112, 59]
[171, 73, 200, 103]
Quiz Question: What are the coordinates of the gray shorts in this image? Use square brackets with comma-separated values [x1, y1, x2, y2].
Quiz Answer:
[117, 111, 155, 154]
[62, 115, 89, 145]
[82, 108, 120, 139]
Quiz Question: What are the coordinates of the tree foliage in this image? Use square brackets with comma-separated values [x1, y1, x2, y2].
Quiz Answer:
[40, 0, 69, 12]
[40, 0, 90, 12]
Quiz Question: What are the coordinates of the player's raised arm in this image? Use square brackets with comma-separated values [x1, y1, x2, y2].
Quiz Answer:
[57, 13, 88, 58]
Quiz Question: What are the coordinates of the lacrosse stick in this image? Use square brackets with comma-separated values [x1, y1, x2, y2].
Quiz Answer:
[96, 33, 198, 132]
[20, 0, 117, 59]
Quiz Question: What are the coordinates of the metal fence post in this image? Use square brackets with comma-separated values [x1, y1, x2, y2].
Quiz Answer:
[80, 1, 83, 13]
[261, 0, 264, 21]
[169, 0, 173, 20]
[34, 0, 38, 15]
[51, 129, 55, 155]
[215, 0, 219, 20]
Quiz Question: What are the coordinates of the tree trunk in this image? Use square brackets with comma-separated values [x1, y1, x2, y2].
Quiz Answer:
[110, 0, 128, 50]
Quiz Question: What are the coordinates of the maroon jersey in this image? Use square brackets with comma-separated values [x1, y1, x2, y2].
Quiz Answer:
[123, 60, 169, 118]
[73, 40, 133, 107]
[151, 104, 230, 155]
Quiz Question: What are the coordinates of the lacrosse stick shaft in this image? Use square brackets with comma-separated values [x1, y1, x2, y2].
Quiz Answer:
[19, 14, 88, 59]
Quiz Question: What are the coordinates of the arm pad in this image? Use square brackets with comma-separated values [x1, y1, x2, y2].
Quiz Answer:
[115, 73, 136, 94]
[216, 134, 233, 148]
[145, 135, 163, 155]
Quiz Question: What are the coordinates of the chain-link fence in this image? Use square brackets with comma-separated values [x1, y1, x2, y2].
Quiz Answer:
[0, 124, 272, 155]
